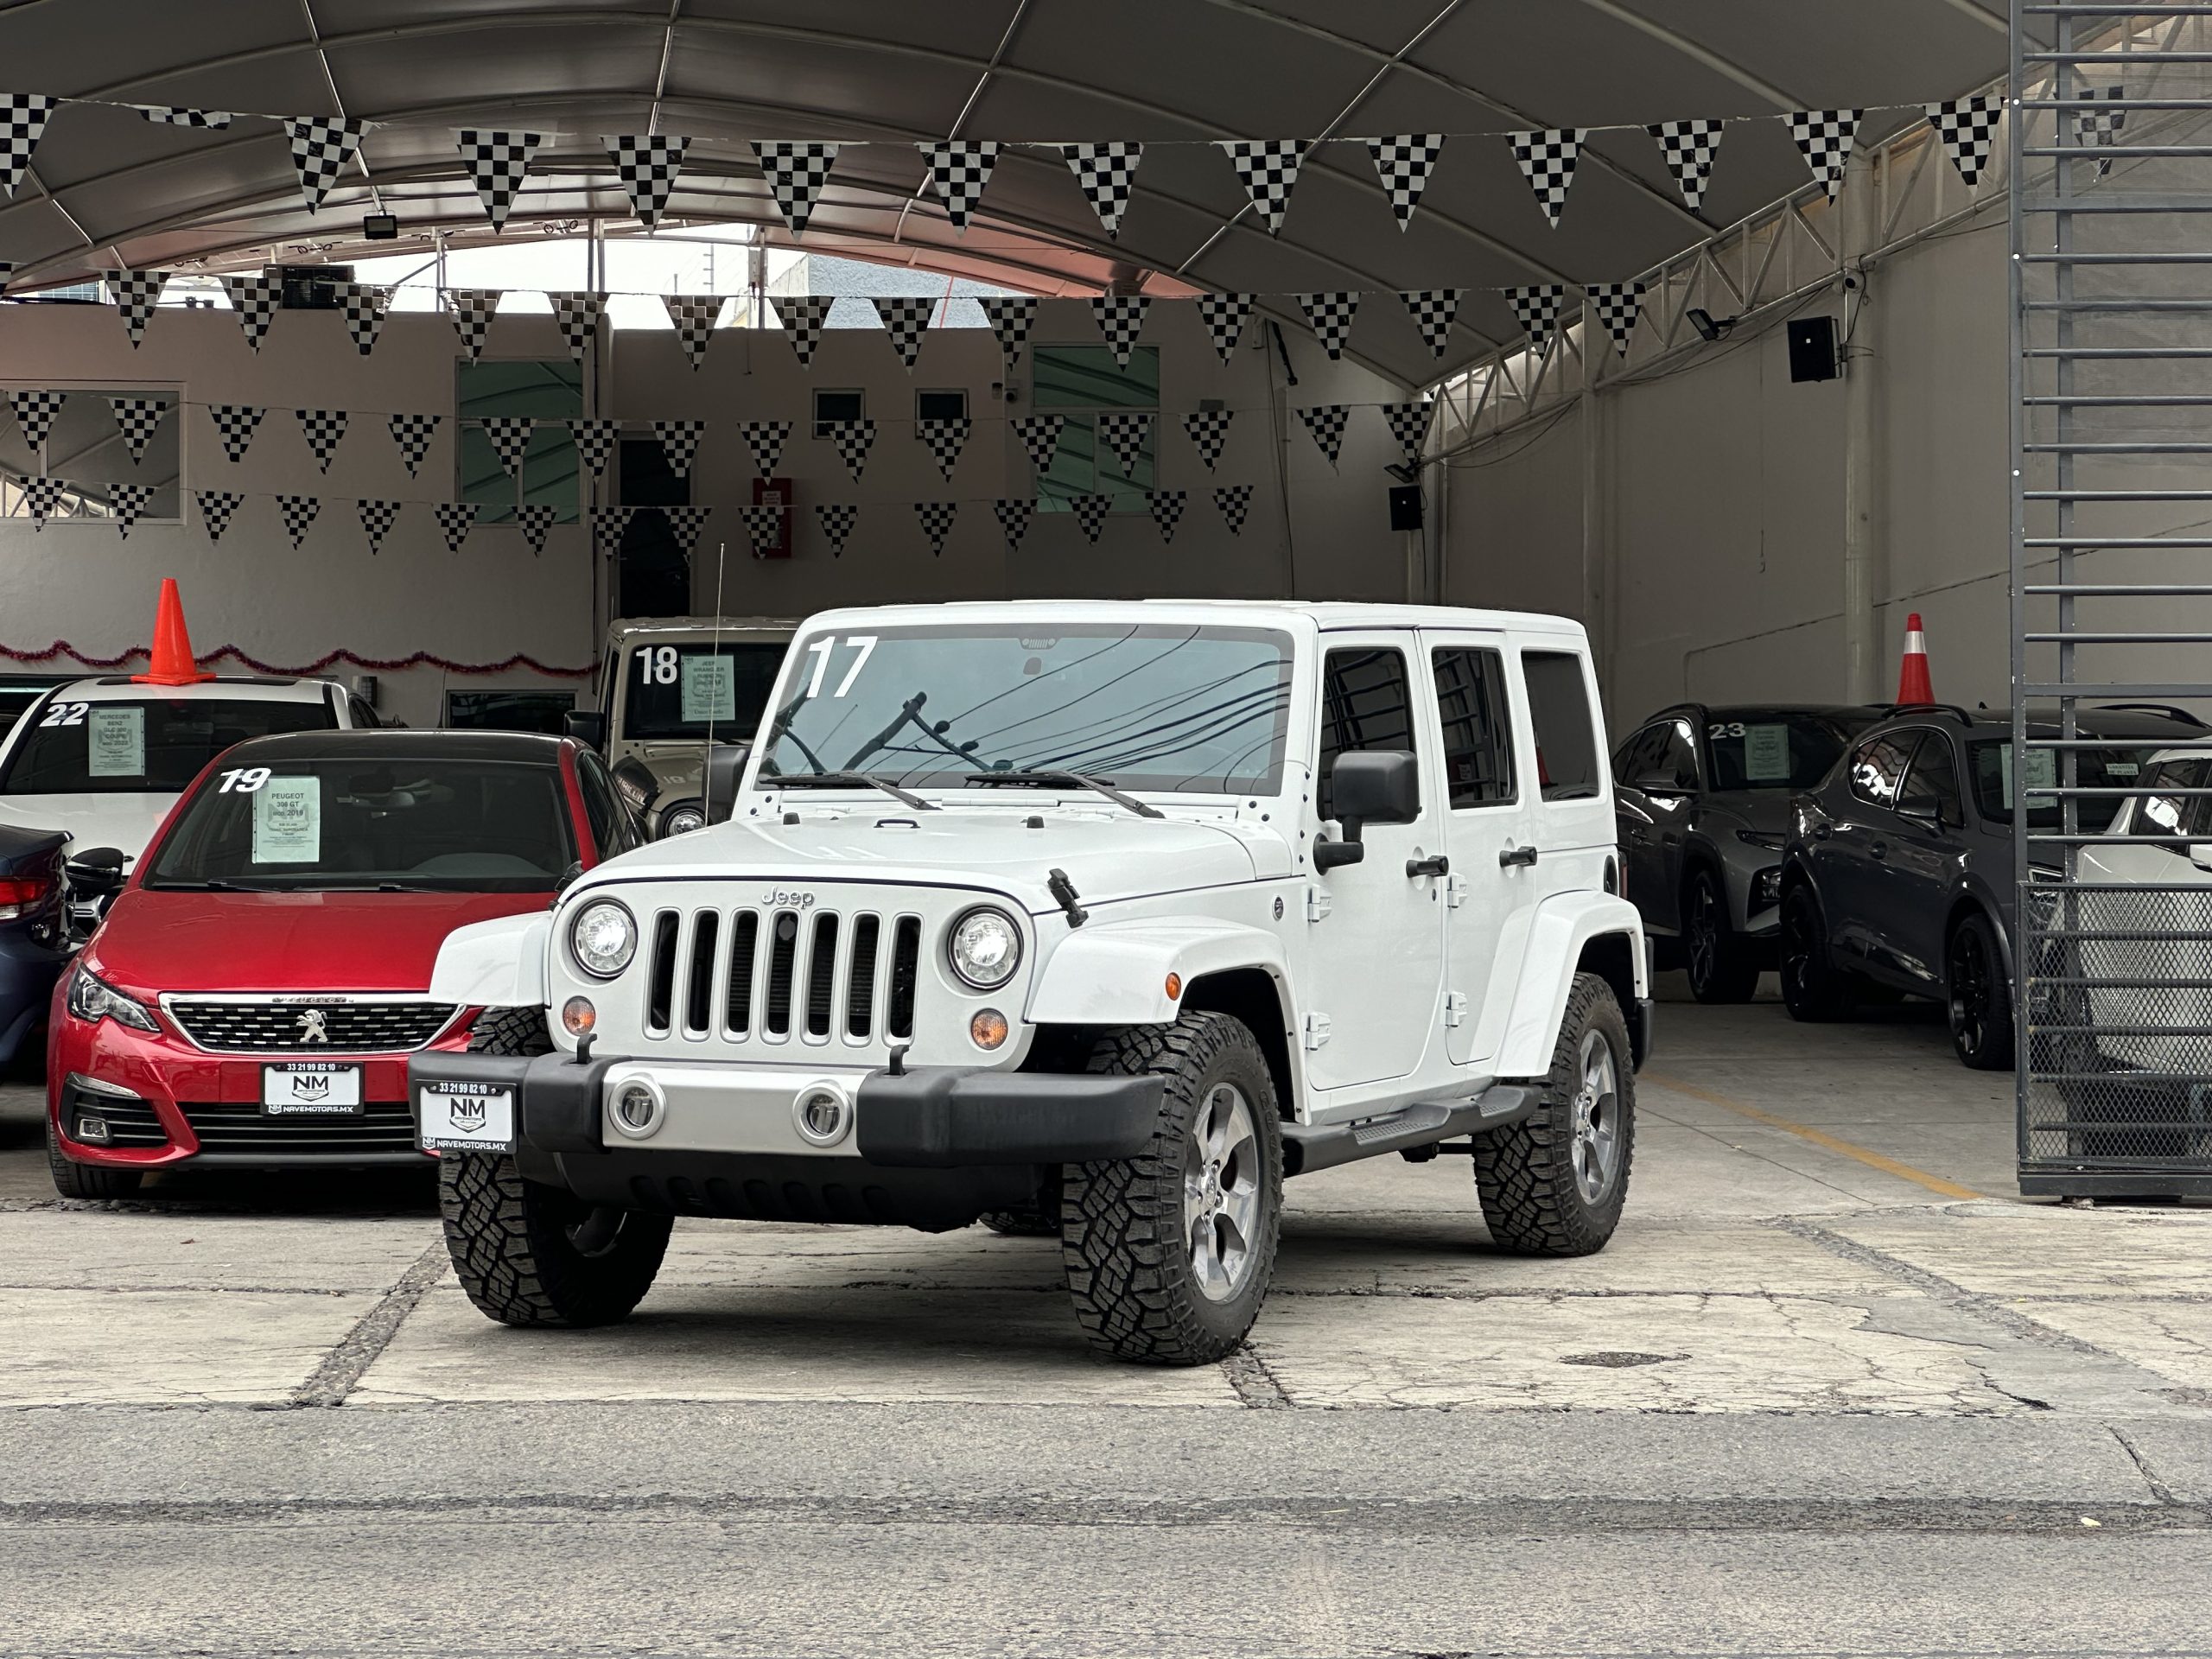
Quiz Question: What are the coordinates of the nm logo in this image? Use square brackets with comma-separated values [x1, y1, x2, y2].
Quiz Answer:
[448, 1097, 488, 1135]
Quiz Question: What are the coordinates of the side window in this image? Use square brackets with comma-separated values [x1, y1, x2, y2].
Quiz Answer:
[2139, 757, 2211, 849]
[1903, 733, 1963, 823]
[1522, 651, 1602, 802]
[575, 754, 629, 857]
[1615, 724, 1667, 786]
[347, 696, 378, 729]
[1657, 718, 1699, 791]
[1431, 648, 1516, 809]
[1317, 647, 1419, 823]
[1848, 734, 1920, 810]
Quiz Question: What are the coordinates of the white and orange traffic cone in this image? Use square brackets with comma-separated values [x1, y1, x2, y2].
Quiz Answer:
[131, 579, 216, 686]
[1897, 612, 1934, 706]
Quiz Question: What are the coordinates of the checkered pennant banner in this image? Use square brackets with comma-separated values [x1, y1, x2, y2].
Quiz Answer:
[915, 417, 970, 481]
[1399, 289, 1463, 360]
[978, 296, 1037, 372]
[480, 416, 534, 479]
[1062, 141, 1142, 238]
[109, 485, 155, 539]
[19, 476, 63, 529]
[739, 504, 785, 556]
[1213, 485, 1253, 537]
[1091, 295, 1149, 368]
[738, 420, 792, 479]
[195, 491, 245, 543]
[222, 275, 279, 352]
[1071, 494, 1113, 544]
[276, 494, 320, 549]
[134, 105, 232, 129]
[815, 502, 860, 557]
[457, 130, 540, 229]
[338, 283, 389, 355]
[1147, 490, 1185, 545]
[2078, 85, 2128, 143]
[660, 505, 712, 556]
[517, 503, 558, 556]
[1182, 409, 1233, 473]
[107, 397, 168, 464]
[296, 409, 348, 473]
[653, 419, 705, 479]
[1298, 292, 1360, 361]
[1510, 128, 1586, 228]
[1789, 109, 1861, 199]
[1648, 118, 1726, 212]
[1298, 404, 1351, 467]
[8, 390, 65, 450]
[1504, 283, 1566, 352]
[919, 140, 1000, 233]
[205, 404, 264, 463]
[1096, 412, 1153, 480]
[387, 413, 440, 477]
[549, 291, 605, 362]
[914, 500, 957, 556]
[1013, 413, 1065, 474]
[592, 506, 633, 553]
[357, 499, 402, 555]
[1927, 96, 2002, 187]
[435, 502, 479, 552]
[663, 295, 724, 370]
[772, 294, 836, 368]
[285, 117, 365, 213]
[1366, 133, 1445, 230]
[1379, 400, 1433, 465]
[446, 289, 501, 360]
[1216, 139, 1308, 236]
[823, 418, 877, 483]
[871, 296, 935, 371]
[1586, 283, 1646, 358]
[604, 134, 690, 227]
[2, 94, 59, 198]
[105, 270, 168, 347]
[993, 498, 1033, 552]
[1196, 292, 1255, 365]
[753, 141, 840, 236]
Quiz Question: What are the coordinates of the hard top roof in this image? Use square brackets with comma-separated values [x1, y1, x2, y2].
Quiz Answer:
[219, 729, 569, 765]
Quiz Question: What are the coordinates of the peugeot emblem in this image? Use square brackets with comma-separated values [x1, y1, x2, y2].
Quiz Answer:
[297, 1009, 330, 1044]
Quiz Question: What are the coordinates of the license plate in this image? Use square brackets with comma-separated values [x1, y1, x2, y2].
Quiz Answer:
[417, 1082, 516, 1154]
[262, 1063, 363, 1115]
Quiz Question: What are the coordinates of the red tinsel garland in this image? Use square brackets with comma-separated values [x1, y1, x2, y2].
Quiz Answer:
[0, 641, 594, 678]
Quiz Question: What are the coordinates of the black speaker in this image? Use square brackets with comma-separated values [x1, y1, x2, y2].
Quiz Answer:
[1388, 485, 1423, 532]
[1787, 316, 1840, 383]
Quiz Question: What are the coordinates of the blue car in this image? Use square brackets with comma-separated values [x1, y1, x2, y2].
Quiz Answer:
[0, 822, 67, 1073]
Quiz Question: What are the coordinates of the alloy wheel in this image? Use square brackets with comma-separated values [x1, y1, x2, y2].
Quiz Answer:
[1687, 878, 1719, 992]
[1183, 1083, 1262, 1302]
[1949, 929, 1990, 1061]
[1570, 1029, 1622, 1205]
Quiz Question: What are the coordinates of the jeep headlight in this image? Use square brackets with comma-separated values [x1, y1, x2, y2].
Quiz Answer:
[569, 899, 638, 980]
[948, 906, 1022, 991]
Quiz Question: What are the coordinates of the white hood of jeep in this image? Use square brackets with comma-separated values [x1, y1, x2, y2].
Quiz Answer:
[575, 808, 1281, 911]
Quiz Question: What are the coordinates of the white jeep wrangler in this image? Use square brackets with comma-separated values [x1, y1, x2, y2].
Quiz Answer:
[412, 601, 1651, 1365]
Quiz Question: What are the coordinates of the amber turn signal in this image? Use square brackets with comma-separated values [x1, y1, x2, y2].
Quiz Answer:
[562, 996, 597, 1037]
[969, 1008, 1009, 1050]
[1165, 973, 1182, 1000]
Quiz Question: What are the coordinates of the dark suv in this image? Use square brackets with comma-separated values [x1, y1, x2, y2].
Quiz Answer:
[1778, 704, 2207, 1069]
[1612, 704, 1885, 1001]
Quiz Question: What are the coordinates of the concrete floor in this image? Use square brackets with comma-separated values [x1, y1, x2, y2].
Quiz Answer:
[3, 980, 2210, 1656]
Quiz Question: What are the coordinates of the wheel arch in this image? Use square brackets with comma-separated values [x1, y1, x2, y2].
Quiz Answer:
[1178, 967, 1299, 1121]
[1495, 892, 1649, 1079]
[1942, 887, 2016, 988]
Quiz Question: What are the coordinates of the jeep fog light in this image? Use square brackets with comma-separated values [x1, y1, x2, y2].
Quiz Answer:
[562, 996, 597, 1037]
[969, 1008, 1009, 1050]
[794, 1084, 853, 1147]
[610, 1078, 664, 1139]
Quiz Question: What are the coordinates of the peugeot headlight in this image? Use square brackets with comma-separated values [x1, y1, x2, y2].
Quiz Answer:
[569, 899, 638, 980]
[948, 906, 1023, 991]
[66, 966, 160, 1033]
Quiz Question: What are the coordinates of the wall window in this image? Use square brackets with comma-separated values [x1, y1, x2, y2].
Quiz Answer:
[1431, 647, 1516, 809]
[916, 389, 969, 423]
[1316, 647, 1420, 823]
[1522, 652, 1603, 802]
[1, 388, 180, 522]
[457, 360, 582, 525]
[1032, 344, 1158, 511]
[813, 388, 864, 438]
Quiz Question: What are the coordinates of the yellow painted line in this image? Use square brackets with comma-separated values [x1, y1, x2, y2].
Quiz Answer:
[1642, 1071, 1983, 1201]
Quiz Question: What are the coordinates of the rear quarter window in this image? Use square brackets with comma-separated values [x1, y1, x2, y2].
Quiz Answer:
[1522, 652, 1603, 802]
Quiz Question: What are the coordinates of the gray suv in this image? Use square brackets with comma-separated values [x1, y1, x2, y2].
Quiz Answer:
[1613, 704, 1885, 1002]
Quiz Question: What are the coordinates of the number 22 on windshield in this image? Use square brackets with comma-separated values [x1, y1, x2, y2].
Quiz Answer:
[801, 635, 877, 698]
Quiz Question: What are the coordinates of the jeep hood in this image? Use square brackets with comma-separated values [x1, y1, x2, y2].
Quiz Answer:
[570, 809, 1274, 912]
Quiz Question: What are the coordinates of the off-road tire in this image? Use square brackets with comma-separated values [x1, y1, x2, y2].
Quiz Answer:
[1472, 973, 1634, 1256]
[1946, 912, 2014, 1072]
[1779, 884, 1857, 1022]
[1061, 1012, 1283, 1365]
[1684, 867, 1761, 1005]
[46, 1118, 143, 1199]
[437, 1007, 672, 1328]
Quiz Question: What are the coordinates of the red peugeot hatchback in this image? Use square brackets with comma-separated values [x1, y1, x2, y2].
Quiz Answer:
[46, 729, 640, 1197]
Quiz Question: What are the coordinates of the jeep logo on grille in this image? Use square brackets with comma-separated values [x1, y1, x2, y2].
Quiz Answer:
[763, 890, 818, 910]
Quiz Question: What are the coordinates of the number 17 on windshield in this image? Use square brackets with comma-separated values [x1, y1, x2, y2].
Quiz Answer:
[802, 635, 877, 699]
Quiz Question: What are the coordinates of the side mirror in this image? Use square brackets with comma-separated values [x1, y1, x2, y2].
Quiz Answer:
[563, 710, 607, 749]
[65, 846, 127, 896]
[611, 756, 661, 816]
[2191, 843, 2212, 874]
[1314, 751, 1418, 873]
[704, 741, 753, 826]
[1634, 769, 1691, 796]
[1897, 791, 1943, 827]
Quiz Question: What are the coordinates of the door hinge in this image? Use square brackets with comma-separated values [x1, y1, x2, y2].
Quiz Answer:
[1444, 991, 1469, 1028]
[1305, 885, 1332, 923]
[1445, 873, 1469, 910]
[1303, 1013, 1332, 1051]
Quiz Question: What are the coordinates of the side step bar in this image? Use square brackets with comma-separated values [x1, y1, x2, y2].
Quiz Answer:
[1281, 1084, 1536, 1177]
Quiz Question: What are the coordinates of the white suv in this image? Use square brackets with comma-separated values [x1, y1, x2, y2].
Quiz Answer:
[413, 602, 1651, 1364]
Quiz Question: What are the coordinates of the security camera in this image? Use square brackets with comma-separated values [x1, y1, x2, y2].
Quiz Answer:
[1687, 308, 1737, 342]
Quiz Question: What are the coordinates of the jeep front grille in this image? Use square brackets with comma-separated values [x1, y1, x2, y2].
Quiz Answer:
[645, 906, 920, 1047]
[168, 1000, 458, 1053]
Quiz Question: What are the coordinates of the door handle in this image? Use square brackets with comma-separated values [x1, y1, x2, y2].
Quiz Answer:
[1499, 845, 1539, 868]
[1869, 840, 1888, 860]
[1406, 855, 1450, 879]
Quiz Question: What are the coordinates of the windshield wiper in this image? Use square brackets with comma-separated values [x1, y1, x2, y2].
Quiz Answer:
[148, 879, 270, 892]
[962, 770, 1164, 819]
[771, 772, 939, 811]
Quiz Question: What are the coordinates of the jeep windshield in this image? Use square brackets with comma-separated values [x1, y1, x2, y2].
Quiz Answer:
[0, 697, 337, 795]
[623, 642, 785, 741]
[143, 758, 575, 893]
[760, 623, 1294, 796]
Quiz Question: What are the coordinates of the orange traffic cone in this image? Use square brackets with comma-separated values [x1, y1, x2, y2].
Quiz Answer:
[132, 579, 216, 686]
[1897, 612, 1934, 706]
